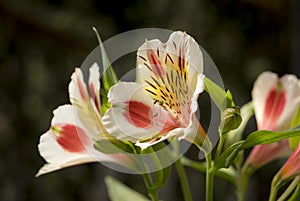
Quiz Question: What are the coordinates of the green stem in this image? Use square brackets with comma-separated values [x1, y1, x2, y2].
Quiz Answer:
[237, 167, 250, 201]
[172, 139, 193, 201]
[206, 152, 214, 201]
[175, 159, 193, 201]
[180, 157, 237, 185]
[142, 174, 159, 201]
[137, 146, 160, 201]
[269, 185, 279, 201]
[215, 134, 225, 158]
[278, 176, 300, 201]
[269, 177, 281, 201]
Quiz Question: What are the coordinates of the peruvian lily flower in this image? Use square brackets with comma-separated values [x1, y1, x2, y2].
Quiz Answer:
[102, 31, 207, 150]
[276, 143, 300, 181]
[245, 72, 300, 170]
[36, 64, 134, 177]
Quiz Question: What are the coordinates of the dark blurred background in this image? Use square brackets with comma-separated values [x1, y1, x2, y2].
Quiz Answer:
[0, 0, 299, 200]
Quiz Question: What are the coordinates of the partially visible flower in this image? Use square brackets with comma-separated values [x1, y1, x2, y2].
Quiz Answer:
[36, 64, 134, 177]
[102, 31, 207, 150]
[245, 72, 300, 170]
[245, 141, 291, 170]
[276, 143, 300, 181]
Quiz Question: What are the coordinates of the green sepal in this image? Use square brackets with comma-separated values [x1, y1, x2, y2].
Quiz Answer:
[94, 134, 134, 154]
[105, 176, 149, 201]
[289, 106, 300, 150]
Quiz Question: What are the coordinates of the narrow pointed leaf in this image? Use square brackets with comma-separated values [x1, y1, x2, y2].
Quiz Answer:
[105, 176, 149, 201]
[93, 27, 119, 114]
[204, 77, 227, 111]
[213, 141, 244, 170]
[289, 106, 300, 150]
[216, 126, 300, 169]
[204, 77, 236, 114]
[240, 126, 300, 150]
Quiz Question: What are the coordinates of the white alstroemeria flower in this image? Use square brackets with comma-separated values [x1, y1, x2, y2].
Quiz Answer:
[245, 72, 300, 169]
[253, 72, 300, 131]
[102, 31, 207, 150]
[37, 64, 134, 177]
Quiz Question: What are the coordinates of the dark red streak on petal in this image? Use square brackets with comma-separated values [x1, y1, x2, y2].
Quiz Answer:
[89, 83, 100, 112]
[261, 84, 286, 130]
[77, 75, 89, 101]
[124, 101, 152, 128]
[53, 124, 89, 153]
[147, 49, 165, 77]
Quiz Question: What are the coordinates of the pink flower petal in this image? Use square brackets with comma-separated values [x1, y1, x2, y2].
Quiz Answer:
[244, 140, 292, 169]
[278, 143, 300, 180]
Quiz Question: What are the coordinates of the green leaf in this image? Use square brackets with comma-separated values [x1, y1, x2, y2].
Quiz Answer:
[93, 27, 119, 114]
[105, 176, 149, 201]
[216, 126, 300, 170]
[289, 107, 300, 150]
[94, 135, 133, 154]
[204, 77, 227, 111]
[219, 106, 242, 135]
[240, 127, 300, 150]
[213, 141, 244, 170]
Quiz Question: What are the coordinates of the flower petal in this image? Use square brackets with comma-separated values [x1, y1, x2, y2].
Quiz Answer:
[136, 32, 204, 127]
[51, 124, 90, 153]
[37, 131, 95, 174]
[69, 68, 89, 105]
[244, 140, 292, 169]
[252, 72, 279, 129]
[102, 82, 180, 144]
[277, 74, 300, 130]
[278, 143, 300, 180]
[135, 127, 184, 150]
[37, 131, 131, 176]
[68, 66, 105, 133]
[51, 105, 99, 138]
[136, 39, 165, 79]
[253, 72, 300, 131]
[165, 31, 203, 88]
[88, 63, 101, 114]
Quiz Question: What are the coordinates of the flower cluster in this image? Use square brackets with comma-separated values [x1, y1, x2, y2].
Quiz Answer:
[36, 31, 300, 201]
